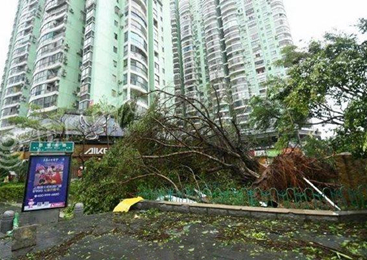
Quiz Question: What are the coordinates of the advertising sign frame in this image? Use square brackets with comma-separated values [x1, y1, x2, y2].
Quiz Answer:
[22, 154, 72, 212]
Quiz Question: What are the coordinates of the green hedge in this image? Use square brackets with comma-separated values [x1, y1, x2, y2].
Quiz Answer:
[0, 182, 80, 204]
[0, 183, 25, 203]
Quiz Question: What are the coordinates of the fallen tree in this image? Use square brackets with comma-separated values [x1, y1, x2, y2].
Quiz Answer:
[77, 91, 342, 213]
[77, 90, 261, 212]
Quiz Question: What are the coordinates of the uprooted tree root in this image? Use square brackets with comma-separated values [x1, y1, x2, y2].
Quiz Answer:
[254, 152, 339, 191]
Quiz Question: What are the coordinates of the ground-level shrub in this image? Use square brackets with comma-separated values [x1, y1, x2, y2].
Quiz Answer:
[0, 183, 25, 203]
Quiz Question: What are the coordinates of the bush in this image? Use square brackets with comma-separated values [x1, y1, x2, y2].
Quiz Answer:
[0, 183, 25, 203]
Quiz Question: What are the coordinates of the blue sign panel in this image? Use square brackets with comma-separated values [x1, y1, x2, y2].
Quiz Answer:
[22, 155, 71, 212]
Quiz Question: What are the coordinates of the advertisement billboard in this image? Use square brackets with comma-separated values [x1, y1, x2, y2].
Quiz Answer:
[22, 155, 71, 212]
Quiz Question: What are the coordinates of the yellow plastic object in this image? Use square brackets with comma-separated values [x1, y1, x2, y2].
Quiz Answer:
[113, 197, 144, 213]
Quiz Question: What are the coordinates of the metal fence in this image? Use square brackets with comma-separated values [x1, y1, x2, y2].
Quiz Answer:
[138, 186, 367, 211]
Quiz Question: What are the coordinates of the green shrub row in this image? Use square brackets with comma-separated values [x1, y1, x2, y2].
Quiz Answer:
[0, 183, 25, 203]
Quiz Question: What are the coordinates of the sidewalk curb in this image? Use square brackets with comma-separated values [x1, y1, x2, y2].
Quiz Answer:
[135, 200, 367, 222]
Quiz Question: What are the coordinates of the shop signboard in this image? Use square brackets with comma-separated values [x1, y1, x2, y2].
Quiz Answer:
[29, 142, 74, 153]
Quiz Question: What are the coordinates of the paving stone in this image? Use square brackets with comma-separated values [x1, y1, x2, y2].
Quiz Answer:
[172, 204, 190, 213]
[12, 225, 38, 251]
[159, 204, 173, 212]
[208, 208, 228, 216]
[227, 209, 251, 217]
[189, 206, 208, 215]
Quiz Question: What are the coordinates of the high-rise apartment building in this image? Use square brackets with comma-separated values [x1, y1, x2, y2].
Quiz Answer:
[0, 0, 173, 131]
[0, 0, 45, 131]
[170, 0, 293, 127]
[79, 0, 173, 111]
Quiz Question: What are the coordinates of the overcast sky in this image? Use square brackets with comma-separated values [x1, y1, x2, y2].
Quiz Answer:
[283, 0, 367, 46]
[0, 0, 366, 75]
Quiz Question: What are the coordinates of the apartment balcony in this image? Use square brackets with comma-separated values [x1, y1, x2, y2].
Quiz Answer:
[85, 22, 95, 34]
[127, 83, 149, 94]
[12, 48, 30, 60]
[29, 88, 59, 103]
[7, 78, 27, 89]
[41, 20, 66, 35]
[228, 66, 246, 78]
[203, 11, 217, 24]
[173, 68, 181, 75]
[86, 0, 96, 8]
[45, 0, 68, 12]
[10, 57, 27, 69]
[131, 0, 147, 16]
[220, 0, 236, 17]
[270, 0, 285, 8]
[14, 35, 32, 48]
[15, 31, 32, 43]
[38, 32, 65, 49]
[207, 50, 222, 64]
[83, 37, 95, 49]
[9, 69, 28, 78]
[209, 70, 226, 81]
[29, 93, 58, 110]
[227, 56, 244, 68]
[222, 19, 238, 33]
[1, 108, 20, 119]
[43, 7, 68, 24]
[2, 99, 21, 110]
[86, 9, 96, 21]
[224, 34, 241, 47]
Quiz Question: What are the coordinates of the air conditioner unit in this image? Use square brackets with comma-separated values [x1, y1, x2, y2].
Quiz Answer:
[61, 70, 67, 77]
[70, 8, 74, 14]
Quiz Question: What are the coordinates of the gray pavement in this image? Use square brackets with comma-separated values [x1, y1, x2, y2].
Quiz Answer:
[0, 208, 366, 260]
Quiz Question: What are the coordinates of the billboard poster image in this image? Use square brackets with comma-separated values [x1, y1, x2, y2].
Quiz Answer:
[22, 155, 71, 212]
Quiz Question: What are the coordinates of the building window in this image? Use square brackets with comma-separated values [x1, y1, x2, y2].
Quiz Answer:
[131, 59, 148, 77]
[113, 46, 118, 53]
[130, 74, 148, 90]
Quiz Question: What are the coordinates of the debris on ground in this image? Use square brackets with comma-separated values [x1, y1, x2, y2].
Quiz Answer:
[113, 197, 144, 213]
